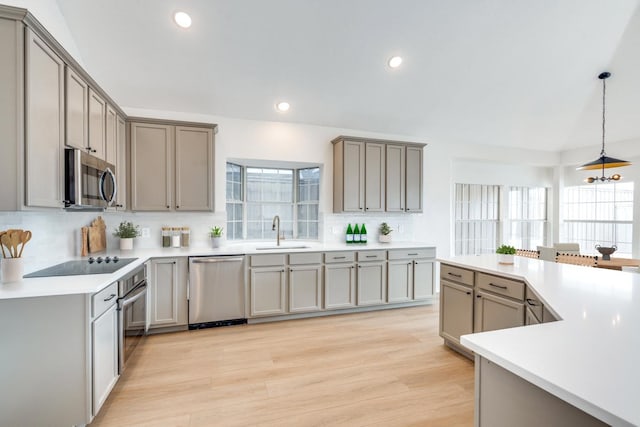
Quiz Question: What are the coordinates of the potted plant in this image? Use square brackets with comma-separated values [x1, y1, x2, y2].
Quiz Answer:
[113, 221, 140, 251]
[210, 226, 224, 248]
[379, 222, 393, 243]
[496, 244, 516, 264]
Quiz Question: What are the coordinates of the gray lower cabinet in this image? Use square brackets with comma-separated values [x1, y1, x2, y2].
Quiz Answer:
[148, 258, 188, 329]
[474, 290, 525, 333]
[357, 260, 387, 306]
[288, 264, 323, 313]
[91, 302, 118, 416]
[130, 120, 215, 211]
[476, 356, 607, 427]
[388, 260, 413, 302]
[250, 266, 287, 316]
[24, 28, 64, 208]
[413, 260, 434, 299]
[439, 279, 474, 346]
[525, 306, 540, 325]
[388, 250, 435, 302]
[324, 262, 356, 309]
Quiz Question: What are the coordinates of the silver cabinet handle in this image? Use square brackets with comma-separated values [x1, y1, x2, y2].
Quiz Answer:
[103, 293, 116, 302]
[333, 256, 346, 259]
[192, 257, 244, 263]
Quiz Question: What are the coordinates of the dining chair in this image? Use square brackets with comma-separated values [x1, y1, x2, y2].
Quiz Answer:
[516, 249, 540, 259]
[555, 252, 598, 267]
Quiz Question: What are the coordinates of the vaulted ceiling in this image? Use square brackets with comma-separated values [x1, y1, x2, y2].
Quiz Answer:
[55, 0, 640, 151]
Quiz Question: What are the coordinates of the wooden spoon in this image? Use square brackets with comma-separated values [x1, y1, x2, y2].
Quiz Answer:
[1, 232, 14, 258]
[18, 230, 32, 258]
[10, 230, 22, 258]
[0, 231, 7, 258]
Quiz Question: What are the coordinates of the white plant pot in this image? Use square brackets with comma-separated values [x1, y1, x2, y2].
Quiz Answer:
[120, 238, 134, 251]
[211, 237, 222, 248]
[497, 254, 514, 264]
[379, 234, 392, 243]
[1, 257, 24, 283]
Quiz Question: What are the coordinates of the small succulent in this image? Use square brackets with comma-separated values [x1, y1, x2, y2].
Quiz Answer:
[113, 221, 140, 238]
[379, 222, 393, 236]
[210, 226, 224, 238]
[496, 245, 516, 255]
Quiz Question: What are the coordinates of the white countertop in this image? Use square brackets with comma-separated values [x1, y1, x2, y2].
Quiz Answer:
[0, 241, 435, 300]
[440, 254, 640, 427]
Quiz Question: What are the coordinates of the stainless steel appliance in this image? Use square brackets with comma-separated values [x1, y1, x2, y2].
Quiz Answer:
[188, 256, 246, 329]
[64, 148, 117, 211]
[117, 265, 147, 373]
[24, 257, 136, 278]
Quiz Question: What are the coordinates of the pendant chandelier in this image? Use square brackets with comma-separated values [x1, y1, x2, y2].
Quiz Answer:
[576, 72, 631, 183]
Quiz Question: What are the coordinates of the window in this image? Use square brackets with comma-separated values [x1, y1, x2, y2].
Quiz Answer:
[506, 186, 548, 250]
[562, 182, 633, 257]
[226, 162, 320, 240]
[454, 184, 500, 255]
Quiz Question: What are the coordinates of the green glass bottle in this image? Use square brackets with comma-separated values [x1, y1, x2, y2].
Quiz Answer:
[360, 224, 367, 244]
[346, 224, 353, 244]
[353, 224, 361, 243]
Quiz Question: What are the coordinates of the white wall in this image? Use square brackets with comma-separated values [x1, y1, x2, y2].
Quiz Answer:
[2, 0, 84, 66]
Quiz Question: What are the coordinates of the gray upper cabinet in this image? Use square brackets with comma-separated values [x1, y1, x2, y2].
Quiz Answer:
[385, 144, 405, 212]
[332, 136, 425, 213]
[405, 145, 423, 212]
[64, 67, 88, 151]
[333, 139, 365, 212]
[115, 115, 126, 210]
[88, 88, 106, 160]
[24, 28, 64, 208]
[130, 122, 173, 211]
[130, 120, 216, 212]
[365, 142, 385, 212]
[105, 104, 117, 165]
[175, 126, 214, 211]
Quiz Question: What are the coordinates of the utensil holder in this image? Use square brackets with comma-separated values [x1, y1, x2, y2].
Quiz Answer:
[2, 258, 24, 283]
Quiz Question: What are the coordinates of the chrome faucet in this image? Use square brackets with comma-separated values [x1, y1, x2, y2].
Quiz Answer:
[272, 215, 281, 246]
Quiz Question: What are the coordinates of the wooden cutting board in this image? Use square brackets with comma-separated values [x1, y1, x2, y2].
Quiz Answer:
[88, 216, 107, 253]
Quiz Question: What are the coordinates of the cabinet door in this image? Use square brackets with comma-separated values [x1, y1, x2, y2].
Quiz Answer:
[250, 267, 287, 317]
[386, 144, 405, 212]
[365, 142, 385, 212]
[405, 146, 423, 212]
[474, 290, 525, 333]
[149, 258, 188, 327]
[115, 115, 126, 210]
[342, 140, 365, 212]
[288, 265, 322, 313]
[88, 88, 106, 160]
[439, 280, 473, 345]
[64, 67, 88, 150]
[130, 122, 173, 211]
[24, 29, 64, 208]
[175, 126, 214, 211]
[388, 260, 412, 303]
[413, 260, 434, 300]
[92, 303, 118, 416]
[525, 306, 540, 325]
[105, 104, 117, 165]
[357, 261, 386, 306]
[324, 263, 356, 310]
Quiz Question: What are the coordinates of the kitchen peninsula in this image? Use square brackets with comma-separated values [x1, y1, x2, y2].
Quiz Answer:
[439, 254, 639, 427]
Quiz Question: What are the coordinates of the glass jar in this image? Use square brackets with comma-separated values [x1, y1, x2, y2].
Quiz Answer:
[171, 227, 181, 248]
[181, 227, 190, 247]
[162, 227, 171, 248]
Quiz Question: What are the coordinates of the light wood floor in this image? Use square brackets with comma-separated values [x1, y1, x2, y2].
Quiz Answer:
[91, 305, 474, 427]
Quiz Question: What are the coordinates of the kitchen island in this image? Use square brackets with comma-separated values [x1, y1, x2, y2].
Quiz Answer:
[440, 254, 640, 427]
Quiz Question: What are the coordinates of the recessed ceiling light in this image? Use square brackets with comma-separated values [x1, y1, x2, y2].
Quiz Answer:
[174, 11, 192, 28]
[275, 101, 290, 112]
[388, 56, 403, 68]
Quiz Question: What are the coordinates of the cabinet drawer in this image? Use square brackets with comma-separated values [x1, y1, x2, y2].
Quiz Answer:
[525, 287, 543, 321]
[388, 248, 435, 260]
[325, 251, 355, 263]
[476, 273, 525, 301]
[440, 264, 474, 287]
[250, 254, 286, 267]
[289, 252, 322, 265]
[357, 250, 386, 262]
[92, 282, 118, 318]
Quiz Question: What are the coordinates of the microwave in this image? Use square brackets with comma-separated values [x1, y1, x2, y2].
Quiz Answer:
[64, 148, 117, 211]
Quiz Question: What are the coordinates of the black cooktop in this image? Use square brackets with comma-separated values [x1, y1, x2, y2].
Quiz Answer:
[24, 257, 137, 278]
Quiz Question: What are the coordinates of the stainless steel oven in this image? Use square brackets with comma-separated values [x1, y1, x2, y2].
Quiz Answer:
[117, 265, 147, 373]
[64, 148, 117, 210]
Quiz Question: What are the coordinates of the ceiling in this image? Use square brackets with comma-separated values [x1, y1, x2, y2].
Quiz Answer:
[54, 0, 640, 151]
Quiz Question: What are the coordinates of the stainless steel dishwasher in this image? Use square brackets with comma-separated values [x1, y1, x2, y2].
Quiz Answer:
[188, 255, 247, 329]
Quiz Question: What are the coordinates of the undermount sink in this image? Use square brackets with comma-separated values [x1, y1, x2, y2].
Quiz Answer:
[255, 245, 310, 250]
